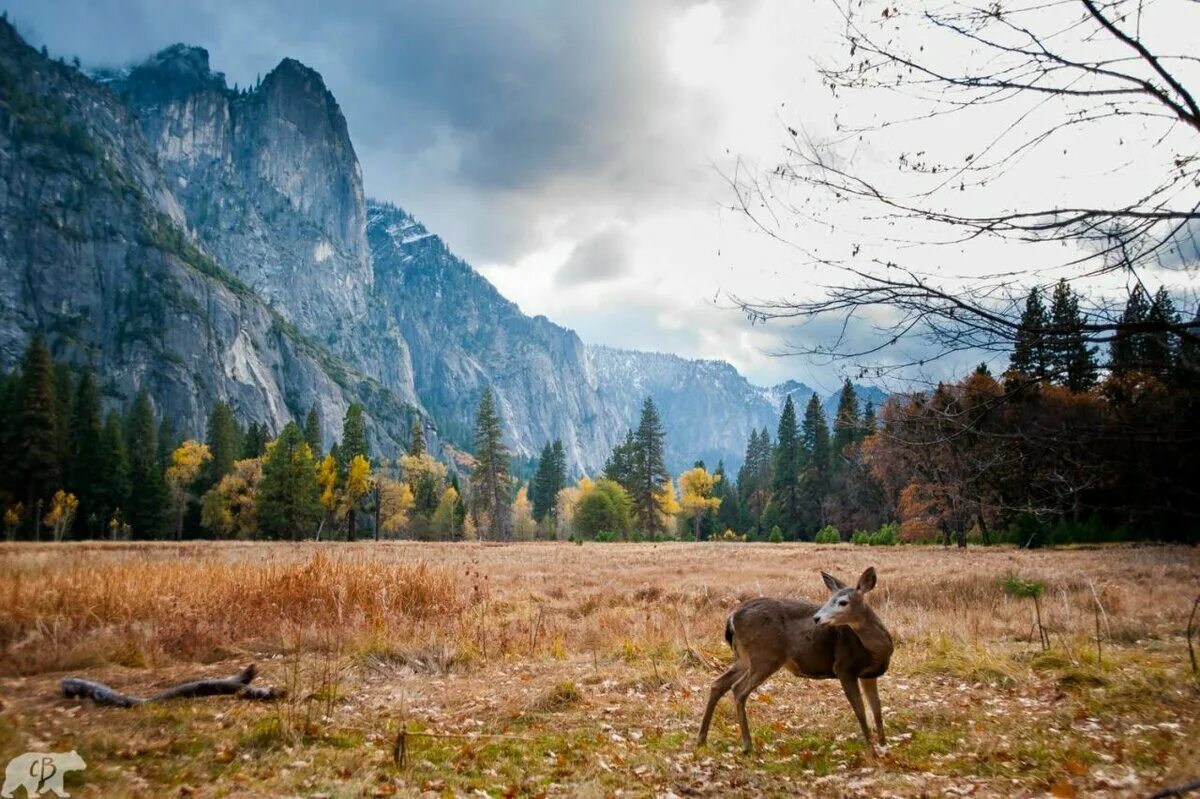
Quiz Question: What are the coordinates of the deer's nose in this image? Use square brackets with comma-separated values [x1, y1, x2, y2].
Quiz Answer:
[812, 615, 821, 624]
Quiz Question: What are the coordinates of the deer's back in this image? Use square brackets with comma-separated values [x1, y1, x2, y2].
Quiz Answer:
[729, 597, 888, 680]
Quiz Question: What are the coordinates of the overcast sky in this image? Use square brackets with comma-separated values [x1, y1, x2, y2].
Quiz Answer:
[6, 0, 1197, 391]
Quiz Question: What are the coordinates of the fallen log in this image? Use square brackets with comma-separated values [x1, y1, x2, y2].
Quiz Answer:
[61, 664, 284, 708]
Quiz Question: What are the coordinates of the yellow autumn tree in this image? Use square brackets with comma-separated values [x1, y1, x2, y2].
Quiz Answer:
[431, 485, 460, 540]
[511, 484, 536, 540]
[377, 475, 416, 538]
[655, 478, 682, 535]
[166, 440, 212, 540]
[315, 453, 339, 540]
[4, 503, 23, 542]
[343, 454, 374, 539]
[679, 466, 722, 541]
[43, 490, 79, 542]
[200, 458, 263, 539]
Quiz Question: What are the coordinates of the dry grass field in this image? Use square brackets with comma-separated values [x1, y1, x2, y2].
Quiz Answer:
[0, 541, 1197, 798]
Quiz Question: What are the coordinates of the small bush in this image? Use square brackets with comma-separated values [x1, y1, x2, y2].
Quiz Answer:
[851, 530, 871, 545]
[721, 529, 746, 542]
[1001, 573, 1045, 599]
[870, 523, 899, 546]
[814, 525, 841, 544]
[768, 526, 784, 543]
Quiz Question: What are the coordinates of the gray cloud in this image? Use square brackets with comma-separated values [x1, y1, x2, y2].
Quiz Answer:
[3, 0, 734, 262]
[556, 226, 631, 286]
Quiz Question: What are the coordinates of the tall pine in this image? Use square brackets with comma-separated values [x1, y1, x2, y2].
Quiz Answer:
[1109, 286, 1151, 377]
[409, 417, 426, 456]
[206, 401, 242, 485]
[1047, 279, 1098, 391]
[257, 421, 321, 540]
[799, 393, 831, 537]
[831, 379, 860, 468]
[630, 397, 670, 538]
[472, 389, 510, 539]
[1010, 287, 1051, 380]
[16, 333, 61, 526]
[125, 389, 166, 537]
[304, 405, 323, 457]
[771, 395, 802, 539]
[70, 367, 104, 535]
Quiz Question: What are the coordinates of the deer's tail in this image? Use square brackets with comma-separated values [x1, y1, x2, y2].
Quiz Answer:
[724, 613, 736, 653]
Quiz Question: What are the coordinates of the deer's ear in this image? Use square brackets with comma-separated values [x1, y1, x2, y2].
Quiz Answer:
[821, 571, 847, 592]
[856, 567, 877, 593]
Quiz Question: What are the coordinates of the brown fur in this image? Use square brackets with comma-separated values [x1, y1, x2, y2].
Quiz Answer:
[697, 567, 893, 754]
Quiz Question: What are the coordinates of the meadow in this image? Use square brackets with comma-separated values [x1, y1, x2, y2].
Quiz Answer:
[0, 541, 1197, 798]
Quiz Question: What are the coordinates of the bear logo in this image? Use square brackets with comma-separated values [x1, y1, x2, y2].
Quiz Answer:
[2, 751, 86, 798]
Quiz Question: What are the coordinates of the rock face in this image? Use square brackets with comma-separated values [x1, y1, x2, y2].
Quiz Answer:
[368, 202, 626, 473]
[0, 24, 410, 449]
[0, 25, 882, 475]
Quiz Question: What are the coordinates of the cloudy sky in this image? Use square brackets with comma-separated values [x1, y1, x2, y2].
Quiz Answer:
[6, 0, 1197, 390]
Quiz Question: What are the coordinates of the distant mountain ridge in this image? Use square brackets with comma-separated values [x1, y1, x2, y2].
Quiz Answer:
[0, 24, 883, 476]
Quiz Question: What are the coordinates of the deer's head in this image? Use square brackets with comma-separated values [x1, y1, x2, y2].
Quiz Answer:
[812, 567, 877, 628]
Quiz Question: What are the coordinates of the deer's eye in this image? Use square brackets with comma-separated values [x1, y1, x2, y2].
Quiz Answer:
[838, 600, 848, 607]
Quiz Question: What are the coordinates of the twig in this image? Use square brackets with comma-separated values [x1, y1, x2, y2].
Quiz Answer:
[1150, 778, 1200, 798]
[61, 664, 284, 707]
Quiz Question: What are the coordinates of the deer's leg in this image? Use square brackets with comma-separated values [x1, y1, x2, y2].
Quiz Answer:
[731, 665, 776, 754]
[860, 677, 885, 745]
[838, 675, 874, 753]
[698, 663, 743, 746]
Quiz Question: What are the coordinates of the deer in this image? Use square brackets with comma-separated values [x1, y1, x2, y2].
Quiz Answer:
[697, 567, 893, 755]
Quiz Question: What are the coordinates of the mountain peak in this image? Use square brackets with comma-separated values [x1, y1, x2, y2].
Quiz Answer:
[262, 56, 332, 99]
[120, 43, 227, 102]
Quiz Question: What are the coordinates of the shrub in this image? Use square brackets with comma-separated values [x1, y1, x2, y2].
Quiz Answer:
[814, 525, 841, 544]
[721, 529, 746, 542]
[768, 526, 784, 543]
[870, 523, 899, 546]
[851, 530, 871, 545]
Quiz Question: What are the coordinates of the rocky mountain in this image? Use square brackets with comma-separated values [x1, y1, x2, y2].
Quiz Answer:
[586, 347, 884, 473]
[0, 21, 411, 453]
[0, 23, 882, 477]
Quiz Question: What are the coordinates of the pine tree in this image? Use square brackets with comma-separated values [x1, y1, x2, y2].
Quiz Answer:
[630, 397, 670, 538]
[257, 421, 321, 540]
[799, 393, 831, 537]
[125, 390, 166, 537]
[1010, 287, 1051, 380]
[337, 403, 370, 536]
[16, 333, 61, 525]
[245, 422, 272, 458]
[97, 410, 130, 528]
[1047, 279, 1098, 391]
[531, 442, 555, 522]
[550, 439, 567, 507]
[472, 389, 510, 539]
[70, 367, 104, 535]
[604, 430, 638, 490]
[304, 405, 323, 457]
[772, 395, 802, 539]
[206, 401, 241, 485]
[340, 403, 369, 468]
[862, 402, 877, 435]
[1109, 286, 1151, 377]
[1143, 287, 1180, 380]
[530, 439, 568, 522]
[409, 418, 426, 457]
[831, 379, 860, 467]
[53, 363, 74, 490]
[156, 416, 178, 471]
[713, 460, 741, 533]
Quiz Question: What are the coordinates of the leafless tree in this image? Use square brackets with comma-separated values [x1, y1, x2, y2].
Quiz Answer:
[731, 0, 1199, 374]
